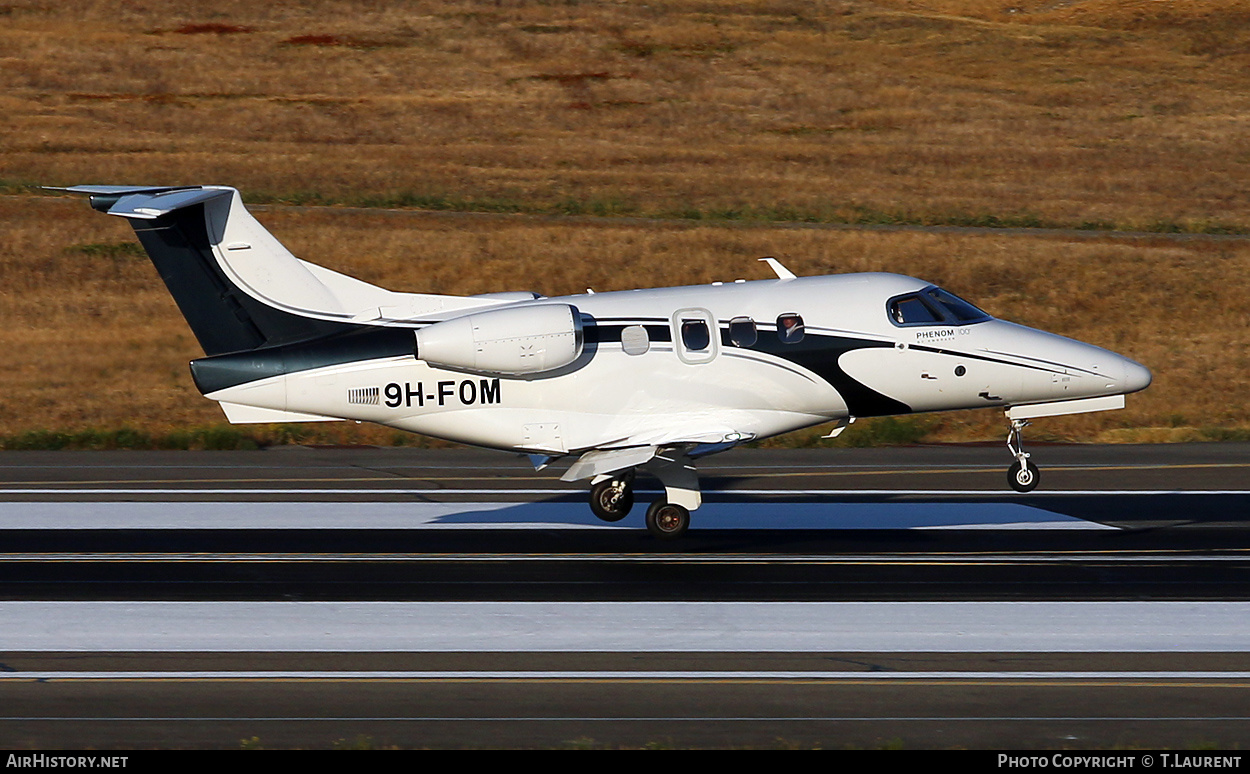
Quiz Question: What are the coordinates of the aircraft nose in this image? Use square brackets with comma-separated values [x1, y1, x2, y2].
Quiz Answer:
[1119, 357, 1152, 394]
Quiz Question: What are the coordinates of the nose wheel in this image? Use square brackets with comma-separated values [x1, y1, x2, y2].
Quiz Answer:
[1006, 418, 1041, 492]
[589, 475, 634, 522]
[1008, 458, 1040, 492]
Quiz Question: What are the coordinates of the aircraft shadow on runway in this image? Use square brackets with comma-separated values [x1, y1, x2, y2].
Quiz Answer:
[428, 493, 1248, 531]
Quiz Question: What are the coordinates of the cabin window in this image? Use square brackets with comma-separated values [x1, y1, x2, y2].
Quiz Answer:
[680, 318, 711, 351]
[671, 307, 718, 364]
[620, 325, 649, 356]
[729, 317, 757, 347]
[777, 313, 804, 344]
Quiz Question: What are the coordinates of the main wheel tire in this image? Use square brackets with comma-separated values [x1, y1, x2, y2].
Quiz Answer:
[1008, 459, 1040, 493]
[645, 500, 690, 539]
[589, 479, 633, 522]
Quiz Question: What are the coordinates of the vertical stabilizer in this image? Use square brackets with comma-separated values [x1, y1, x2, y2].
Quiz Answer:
[60, 185, 518, 355]
[63, 185, 356, 355]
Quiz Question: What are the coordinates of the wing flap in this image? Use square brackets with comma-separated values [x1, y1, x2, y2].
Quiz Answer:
[560, 446, 659, 482]
[616, 426, 755, 447]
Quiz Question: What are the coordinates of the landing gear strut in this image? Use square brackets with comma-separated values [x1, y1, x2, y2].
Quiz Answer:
[642, 451, 701, 539]
[1006, 418, 1040, 492]
[572, 448, 703, 538]
[589, 475, 634, 522]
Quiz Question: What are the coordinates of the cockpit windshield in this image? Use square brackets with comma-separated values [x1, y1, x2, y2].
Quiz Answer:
[888, 286, 991, 327]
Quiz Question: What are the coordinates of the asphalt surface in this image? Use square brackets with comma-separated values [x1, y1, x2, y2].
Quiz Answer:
[0, 443, 1247, 749]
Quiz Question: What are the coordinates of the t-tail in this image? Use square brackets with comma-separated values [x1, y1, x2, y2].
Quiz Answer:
[56, 185, 508, 356]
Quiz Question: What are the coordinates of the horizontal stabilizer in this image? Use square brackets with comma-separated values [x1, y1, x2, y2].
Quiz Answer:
[49, 185, 208, 217]
[51, 184, 196, 196]
[90, 187, 232, 219]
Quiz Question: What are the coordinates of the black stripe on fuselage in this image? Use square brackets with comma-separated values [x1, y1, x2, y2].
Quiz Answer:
[975, 347, 1103, 377]
[195, 317, 909, 417]
[733, 329, 910, 417]
[584, 323, 672, 344]
[908, 343, 1073, 376]
[587, 321, 910, 417]
[190, 326, 416, 395]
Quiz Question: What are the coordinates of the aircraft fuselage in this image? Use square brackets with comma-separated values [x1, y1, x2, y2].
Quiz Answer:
[203, 272, 1150, 456]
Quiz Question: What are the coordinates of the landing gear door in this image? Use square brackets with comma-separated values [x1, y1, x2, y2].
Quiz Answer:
[671, 308, 719, 365]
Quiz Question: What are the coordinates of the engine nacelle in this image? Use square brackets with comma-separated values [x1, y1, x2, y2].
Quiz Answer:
[415, 304, 583, 376]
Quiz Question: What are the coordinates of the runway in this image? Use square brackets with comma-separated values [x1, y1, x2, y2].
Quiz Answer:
[1, 444, 1248, 749]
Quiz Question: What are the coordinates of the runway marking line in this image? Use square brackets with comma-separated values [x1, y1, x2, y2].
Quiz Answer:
[5, 716, 1250, 722]
[0, 461, 1245, 487]
[4, 551, 1249, 563]
[5, 671, 1250, 683]
[0, 488, 1246, 495]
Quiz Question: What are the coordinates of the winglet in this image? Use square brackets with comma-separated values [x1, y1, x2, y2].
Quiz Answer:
[759, 256, 796, 280]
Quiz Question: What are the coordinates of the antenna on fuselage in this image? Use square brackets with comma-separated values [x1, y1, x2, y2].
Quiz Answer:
[759, 256, 796, 280]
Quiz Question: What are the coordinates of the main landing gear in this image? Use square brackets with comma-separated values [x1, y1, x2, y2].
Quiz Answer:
[585, 451, 701, 540]
[645, 500, 690, 539]
[1006, 418, 1041, 493]
[589, 474, 634, 522]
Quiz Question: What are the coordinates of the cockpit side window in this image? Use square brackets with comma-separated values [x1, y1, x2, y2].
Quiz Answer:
[889, 296, 941, 325]
[888, 286, 990, 327]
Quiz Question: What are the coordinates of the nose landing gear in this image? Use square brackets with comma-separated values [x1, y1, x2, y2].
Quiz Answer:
[1006, 417, 1040, 492]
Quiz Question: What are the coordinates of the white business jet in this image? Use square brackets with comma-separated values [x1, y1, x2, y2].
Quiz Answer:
[58, 185, 1151, 538]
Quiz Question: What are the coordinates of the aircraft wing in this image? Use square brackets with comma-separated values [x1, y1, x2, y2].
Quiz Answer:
[612, 423, 754, 449]
[560, 446, 659, 482]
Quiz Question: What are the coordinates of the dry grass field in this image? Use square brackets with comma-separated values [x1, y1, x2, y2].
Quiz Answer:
[1, 0, 1248, 448]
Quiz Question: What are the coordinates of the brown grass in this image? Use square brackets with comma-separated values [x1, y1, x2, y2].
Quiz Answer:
[1, 0, 1249, 445]
[172, 23, 253, 35]
[3, 1, 1250, 229]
